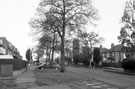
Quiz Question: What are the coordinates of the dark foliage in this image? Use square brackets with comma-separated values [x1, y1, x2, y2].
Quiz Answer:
[64, 56, 72, 65]
[102, 62, 122, 68]
[121, 58, 135, 70]
[73, 54, 82, 65]
[82, 54, 90, 66]
[25, 48, 31, 62]
[0, 59, 27, 70]
[81, 46, 91, 66]
[93, 47, 102, 66]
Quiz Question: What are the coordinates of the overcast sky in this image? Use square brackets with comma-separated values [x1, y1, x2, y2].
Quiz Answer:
[0, 0, 127, 59]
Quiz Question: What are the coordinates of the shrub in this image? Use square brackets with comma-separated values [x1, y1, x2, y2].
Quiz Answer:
[93, 47, 102, 64]
[121, 58, 135, 70]
[102, 62, 122, 68]
[73, 54, 80, 65]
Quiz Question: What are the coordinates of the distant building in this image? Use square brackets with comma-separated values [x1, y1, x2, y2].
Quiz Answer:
[100, 44, 126, 63]
[100, 46, 109, 61]
[108, 44, 125, 62]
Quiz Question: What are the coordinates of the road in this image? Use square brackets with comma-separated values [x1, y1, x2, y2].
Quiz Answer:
[67, 67, 135, 89]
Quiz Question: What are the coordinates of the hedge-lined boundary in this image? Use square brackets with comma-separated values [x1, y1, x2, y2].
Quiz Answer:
[102, 62, 122, 68]
[0, 59, 28, 70]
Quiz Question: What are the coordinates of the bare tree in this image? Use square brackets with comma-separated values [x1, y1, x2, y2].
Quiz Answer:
[78, 30, 104, 67]
[29, 0, 98, 72]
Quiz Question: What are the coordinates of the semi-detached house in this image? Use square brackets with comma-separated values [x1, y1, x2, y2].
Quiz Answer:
[0, 37, 21, 59]
[100, 44, 126, 63]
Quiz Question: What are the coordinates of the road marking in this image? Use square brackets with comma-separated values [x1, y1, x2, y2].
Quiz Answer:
[102, 84, 109, 87]
[86, 83, 101, 86]
[107, 88, 119, 89]
[83, 82, 88, 83]
[92, 85, 102, 88]
[86, 83, 95, 85]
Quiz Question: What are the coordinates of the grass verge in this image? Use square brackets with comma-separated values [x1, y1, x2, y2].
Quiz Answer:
[34, 68, 89, 85]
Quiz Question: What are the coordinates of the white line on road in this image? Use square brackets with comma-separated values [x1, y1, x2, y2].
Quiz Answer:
[86, 83, 101, 86]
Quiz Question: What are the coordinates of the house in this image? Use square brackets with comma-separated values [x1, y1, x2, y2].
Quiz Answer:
[108, 44, 125, 63]
[0, 37, 21, 59]
[100, 44, 126, 63]
[100, 47, 109, 61]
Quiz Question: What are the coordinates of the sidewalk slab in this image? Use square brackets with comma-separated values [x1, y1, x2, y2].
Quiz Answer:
[28, 84, 71, 89]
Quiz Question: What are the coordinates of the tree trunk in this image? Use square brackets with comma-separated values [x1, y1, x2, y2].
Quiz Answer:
[89, 42, 93, 68]
[48, 48, 51, 63]
[46, 46, 49, 62]
[59, 0, 65, 72]
[50, 32, 56, 67]
[60, 36, 65, 72]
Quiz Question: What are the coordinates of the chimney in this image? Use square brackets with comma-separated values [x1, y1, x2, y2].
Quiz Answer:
[100, 45, 102, 49]
[111, 43, 114, 48]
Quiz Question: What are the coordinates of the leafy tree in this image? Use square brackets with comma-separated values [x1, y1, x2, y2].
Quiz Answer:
[64, 39, 72, 64]
[93, 47, 102, 67]
[78, 30, 104, 66]
[37, 31, 60, 66]
[25, 48, 32, 62]
[118, 0, 135, 57]
[29, 0, 98, 72]
[78, 30, 104, 47]
[82, 46, 91, 66]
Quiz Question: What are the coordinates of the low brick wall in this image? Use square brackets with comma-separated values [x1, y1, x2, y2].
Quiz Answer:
[0, 65, 13, 77]
[0, 59, 27, 70]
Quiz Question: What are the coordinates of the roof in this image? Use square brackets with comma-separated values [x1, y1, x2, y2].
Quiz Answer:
[100, 48, 109, 53]
[108, 44, 124, 52]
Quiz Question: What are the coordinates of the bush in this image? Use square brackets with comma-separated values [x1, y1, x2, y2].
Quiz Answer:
[73, 54, 82, 65]
[121, 58, 135, 70]
[0, 59, 28, 70]
[93, 47, 102, 64]
[102, 62, 122, 68]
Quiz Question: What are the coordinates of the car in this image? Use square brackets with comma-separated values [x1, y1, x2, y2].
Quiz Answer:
[37, 63, 48, 69]
[53, 64, 60, 69]
[37, 63, 60, 69]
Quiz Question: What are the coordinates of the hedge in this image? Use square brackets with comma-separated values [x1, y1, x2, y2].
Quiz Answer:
[102, 62, 122, 68]
[0, 59, 28, 70]
[121, 58, 135, 70]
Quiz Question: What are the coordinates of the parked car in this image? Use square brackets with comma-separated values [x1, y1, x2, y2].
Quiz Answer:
[37, 63, 60, 69]
[53, 63, 60, 69]
[37, 63, 48, 69]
